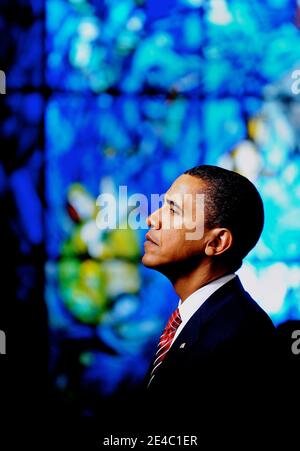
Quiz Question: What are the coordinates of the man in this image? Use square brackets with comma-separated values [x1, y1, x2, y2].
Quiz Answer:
[141, 165, 279, 440]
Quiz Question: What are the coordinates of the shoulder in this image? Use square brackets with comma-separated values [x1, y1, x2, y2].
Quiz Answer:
[213, 276, 274, 333]
[225, 285, 275, 337]
[192, 277, 275, 353]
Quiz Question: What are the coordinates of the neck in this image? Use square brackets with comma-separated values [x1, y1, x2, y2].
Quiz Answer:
[169, 260, 231, 302]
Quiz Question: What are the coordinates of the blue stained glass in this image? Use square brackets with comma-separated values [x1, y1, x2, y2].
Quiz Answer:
[0, 17, 43, 88]
[10, 168, 44, 245]
[42, 0, 300, 400]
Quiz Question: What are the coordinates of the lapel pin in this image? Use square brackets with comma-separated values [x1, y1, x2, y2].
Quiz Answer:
[179, 343, 186, 349]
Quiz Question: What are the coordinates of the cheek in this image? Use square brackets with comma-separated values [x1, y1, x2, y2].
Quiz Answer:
[161, 229, 187, 256]
[165, 230, 202, 260]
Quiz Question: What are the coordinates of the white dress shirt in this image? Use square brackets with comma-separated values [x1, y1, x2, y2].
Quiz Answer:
[171, 273, 236, 347]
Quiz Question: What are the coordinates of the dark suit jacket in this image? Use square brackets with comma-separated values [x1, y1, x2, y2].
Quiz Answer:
[142, 276, 281, 441]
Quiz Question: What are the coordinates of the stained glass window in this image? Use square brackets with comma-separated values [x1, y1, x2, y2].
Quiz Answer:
[2, 0, 300, 413]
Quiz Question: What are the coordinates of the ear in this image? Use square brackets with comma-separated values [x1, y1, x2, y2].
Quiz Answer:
[205, 228, 233, 257]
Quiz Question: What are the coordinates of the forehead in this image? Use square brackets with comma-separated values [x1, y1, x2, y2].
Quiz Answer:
[166, 174, 206, 197]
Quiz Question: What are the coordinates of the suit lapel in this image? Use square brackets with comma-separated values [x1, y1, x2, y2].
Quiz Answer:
[147, 276, 246, 390]
[165, 276, 245, 357]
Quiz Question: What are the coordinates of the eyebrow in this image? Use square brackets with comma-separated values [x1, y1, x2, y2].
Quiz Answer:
[165, 197, 182, 212]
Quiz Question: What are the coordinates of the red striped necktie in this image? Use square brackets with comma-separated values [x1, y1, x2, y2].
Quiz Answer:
[147, 307, 182, 388]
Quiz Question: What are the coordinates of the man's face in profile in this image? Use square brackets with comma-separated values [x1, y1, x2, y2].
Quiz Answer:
[142, 174, 207, 272]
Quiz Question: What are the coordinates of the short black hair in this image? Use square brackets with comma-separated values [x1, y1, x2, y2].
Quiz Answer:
[184, 165, 264, 271]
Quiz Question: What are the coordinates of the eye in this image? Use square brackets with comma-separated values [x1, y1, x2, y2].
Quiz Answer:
[169, 206, 176, 214]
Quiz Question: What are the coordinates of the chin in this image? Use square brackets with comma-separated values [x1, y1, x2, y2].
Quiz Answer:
[142, 254, 172, 277]
[142, 252, 165, 268]
[141, 253, 157, 268]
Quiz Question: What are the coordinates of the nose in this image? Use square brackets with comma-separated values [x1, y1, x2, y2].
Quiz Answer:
[146, 208, 161, 229]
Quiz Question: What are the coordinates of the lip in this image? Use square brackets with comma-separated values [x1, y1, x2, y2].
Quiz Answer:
[145, 232, 159, 246]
